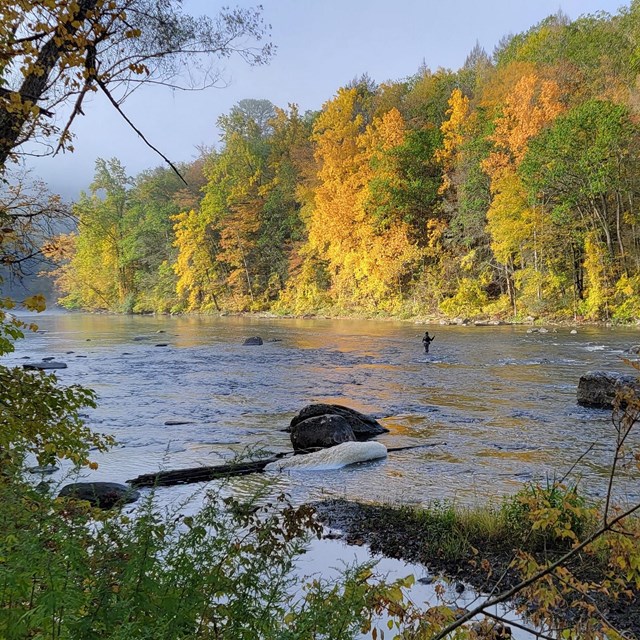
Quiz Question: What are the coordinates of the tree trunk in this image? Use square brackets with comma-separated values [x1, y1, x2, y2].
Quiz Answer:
[0, 0, 99, 166]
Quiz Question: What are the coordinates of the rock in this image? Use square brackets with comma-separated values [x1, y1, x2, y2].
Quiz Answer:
[570, 329, 578, 334]
[27, 465, 59, 475]
[156, 330, 166, 333]
[155, 343, 168, 347]
[133, 336, 150, 341]
[42, 356, 55, 361]
[243, 336, 263, 345]
[58, 482, 140, 509]
[164, 419, 195, 426]
[289, 403, 389, 440]
[539, 327, 549, 333]
[453, 317, 469, 326]
[265, 441, 387, 471]
[36, 481, 53, 494]
[628, 345, 640, 354]
[23, 361, 67, 370]
[289, 414, 356, 452]
[577, 371, 639, 409]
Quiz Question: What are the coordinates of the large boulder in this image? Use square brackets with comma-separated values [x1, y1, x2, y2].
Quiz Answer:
[290, 414, 356, 452]
[577, 371, 639, 409]
[58, 482, 140, 509]
[289, 403, 388, 440]
[243, 336, 263, 346]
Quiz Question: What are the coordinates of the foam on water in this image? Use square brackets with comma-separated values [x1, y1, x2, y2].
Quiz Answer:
[265, 441, 388, 472]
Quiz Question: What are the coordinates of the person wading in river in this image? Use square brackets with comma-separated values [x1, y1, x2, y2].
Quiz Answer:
[422, 331, 434, 353]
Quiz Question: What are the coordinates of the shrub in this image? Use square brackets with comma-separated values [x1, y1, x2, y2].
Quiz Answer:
[500, 480, 596, 551]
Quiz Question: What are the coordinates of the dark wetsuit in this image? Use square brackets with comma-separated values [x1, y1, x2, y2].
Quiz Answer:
[422, 332, 434, 353]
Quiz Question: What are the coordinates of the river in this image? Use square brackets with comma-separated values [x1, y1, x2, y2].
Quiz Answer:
[8, 312, 640, 507]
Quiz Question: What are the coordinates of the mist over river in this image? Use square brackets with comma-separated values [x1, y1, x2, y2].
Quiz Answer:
[9, 312, 640, 507]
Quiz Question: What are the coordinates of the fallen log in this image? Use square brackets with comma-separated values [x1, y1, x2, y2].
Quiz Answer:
[127, 442, 445, 489]
[127, 455, 286, 488]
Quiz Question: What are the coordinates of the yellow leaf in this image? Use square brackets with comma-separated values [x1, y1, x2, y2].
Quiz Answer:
[23, 294, 46, 312]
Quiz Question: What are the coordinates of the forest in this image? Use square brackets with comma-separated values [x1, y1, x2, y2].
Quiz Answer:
[52, 3, 640, 322]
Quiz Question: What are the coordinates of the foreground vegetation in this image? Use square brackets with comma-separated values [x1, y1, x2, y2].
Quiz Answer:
[49, 3, 640, 323]
[318, 478, 640, 638]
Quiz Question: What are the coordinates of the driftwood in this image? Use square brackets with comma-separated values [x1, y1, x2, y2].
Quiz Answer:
[127, 442, 445, 489]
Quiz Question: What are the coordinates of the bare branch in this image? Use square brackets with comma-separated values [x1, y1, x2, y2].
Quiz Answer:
[430, 500, 640, 640]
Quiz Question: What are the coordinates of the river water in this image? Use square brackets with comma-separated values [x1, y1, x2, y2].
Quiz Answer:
[9, 312, 640, 507]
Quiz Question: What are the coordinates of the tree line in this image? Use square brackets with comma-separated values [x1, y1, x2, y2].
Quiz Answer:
[54, 3, 640, 322]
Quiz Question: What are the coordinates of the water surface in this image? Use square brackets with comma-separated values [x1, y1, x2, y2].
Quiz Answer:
[10, 312, 640, 506]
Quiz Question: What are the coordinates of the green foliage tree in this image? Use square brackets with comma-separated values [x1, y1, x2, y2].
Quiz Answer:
[521, 99, 640, 317]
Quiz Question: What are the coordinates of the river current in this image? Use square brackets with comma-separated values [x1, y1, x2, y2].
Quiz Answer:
[9, 312, 640, 508]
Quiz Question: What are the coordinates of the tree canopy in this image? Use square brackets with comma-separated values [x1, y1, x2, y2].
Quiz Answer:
[0, 0, 273, 167]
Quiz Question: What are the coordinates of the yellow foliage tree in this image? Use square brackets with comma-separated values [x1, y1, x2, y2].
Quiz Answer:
[484, 74, 564, 177]
[307, 95, 420, 312]
[436, 88, 470, 193]
[483, 74, 564, 316]
[172, 209, 222, 312]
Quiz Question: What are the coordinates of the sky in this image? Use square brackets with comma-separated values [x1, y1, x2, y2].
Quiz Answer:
[24, 0, 631, 201]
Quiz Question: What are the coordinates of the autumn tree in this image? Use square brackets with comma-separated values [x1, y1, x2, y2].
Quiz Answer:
[0, 170, 71, 280]
[0, 0, 272, 168]
[482, 73, 564, 316]
[172, 206, 223, 312]
[304, 87, 371, 308]
[54, 158, 135, 310]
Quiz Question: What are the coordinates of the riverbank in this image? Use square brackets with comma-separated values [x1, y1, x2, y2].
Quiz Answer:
[314, 497, 640, 638]
[52, 301, 640, 329]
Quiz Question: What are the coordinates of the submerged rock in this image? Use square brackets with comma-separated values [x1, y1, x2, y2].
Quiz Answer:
[577, 371, 639, 409]
[242, 336, 263, 345]
[290, 414, 355, 452]
[23, 361, 67, 370]
[58, 482, 140, 509]
[289, 403, 388, 440]
[265, 441, 387, 472]
[27, 465, 59, 475]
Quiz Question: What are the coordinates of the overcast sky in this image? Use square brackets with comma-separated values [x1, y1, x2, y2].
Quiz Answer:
[25, 0, 630, 201]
